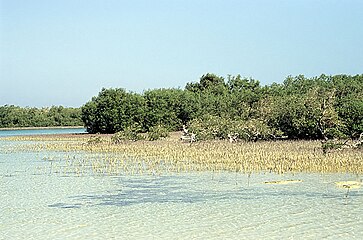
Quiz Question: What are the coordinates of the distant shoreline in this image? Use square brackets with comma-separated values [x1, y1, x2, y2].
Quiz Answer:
[0, 126, 85, 131]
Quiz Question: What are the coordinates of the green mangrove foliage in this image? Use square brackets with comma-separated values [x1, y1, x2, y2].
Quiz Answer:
[81, 88, 145, 134]
[143, 89, 189, 129]
[0, 105, 82, 128]
[81, 73, 362, 142]
[111, 125, 145, 143]
[147, 124, 170, 141]
[2, 73, 361, 143]
[188, 115, 283, 141]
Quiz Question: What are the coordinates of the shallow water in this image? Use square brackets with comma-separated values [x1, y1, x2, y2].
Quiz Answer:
[1, 140, 362, 239]
[0, 127, 86, 137]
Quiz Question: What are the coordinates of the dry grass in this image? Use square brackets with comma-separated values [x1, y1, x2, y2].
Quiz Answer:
[2, 132, 362, 175]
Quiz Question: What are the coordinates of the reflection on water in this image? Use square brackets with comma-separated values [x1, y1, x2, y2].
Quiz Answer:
[1, 140, 362, 239]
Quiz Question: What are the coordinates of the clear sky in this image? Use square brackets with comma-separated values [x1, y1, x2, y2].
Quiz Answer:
[1, 0, 362, 107]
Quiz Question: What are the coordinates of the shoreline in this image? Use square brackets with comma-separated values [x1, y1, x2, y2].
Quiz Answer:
[0, 126, 85, 131]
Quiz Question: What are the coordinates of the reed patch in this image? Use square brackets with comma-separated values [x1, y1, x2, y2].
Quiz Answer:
[2, 132, 362, 176]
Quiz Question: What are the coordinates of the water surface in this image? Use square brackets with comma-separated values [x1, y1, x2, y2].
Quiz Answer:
[1, 140, 362, 239]
[0, 127, 86, 137]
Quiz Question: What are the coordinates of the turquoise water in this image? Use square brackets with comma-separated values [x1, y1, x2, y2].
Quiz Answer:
[0, 127, 86, 137]
[1, 140, 362, 239]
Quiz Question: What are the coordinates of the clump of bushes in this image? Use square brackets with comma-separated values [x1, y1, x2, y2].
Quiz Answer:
[321, 140, 345, 154]
[111, 124, 170, 142]
[321, 132, 363, 154]
[87, 136, 103, 144]
[111, 125, 144, 143]
[188, 115, 283, 141]
[147, 124, 170, 141]
[242, 119, 284, 141]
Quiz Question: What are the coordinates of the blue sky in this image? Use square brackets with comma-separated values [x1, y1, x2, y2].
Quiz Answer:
[1, 0, 362, 107]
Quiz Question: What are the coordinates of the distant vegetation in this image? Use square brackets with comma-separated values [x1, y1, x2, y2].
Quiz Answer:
[1, 73, 362, 143]
[82, 73, 362, 141]
[0, 105, 82, 128]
